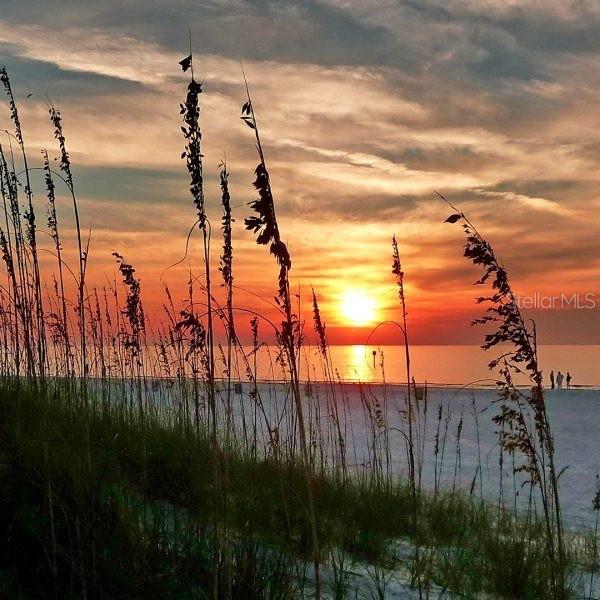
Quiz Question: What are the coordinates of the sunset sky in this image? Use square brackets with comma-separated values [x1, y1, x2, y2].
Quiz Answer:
[1, 0, 599, 345]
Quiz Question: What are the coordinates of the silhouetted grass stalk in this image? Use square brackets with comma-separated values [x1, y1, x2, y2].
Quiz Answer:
[1, 68, 47, 376]
[49, 105, 86, 381]
[179, 50, 227, 599]
[241, 76, 322, 598]
[392, 235, 422, 597]
[312, 289, 347, 475]
[442, 193, 567, 599]
[43, 149, 72, 377]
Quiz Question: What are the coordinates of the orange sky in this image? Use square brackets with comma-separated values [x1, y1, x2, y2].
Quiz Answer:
[1, 2, 599, 345]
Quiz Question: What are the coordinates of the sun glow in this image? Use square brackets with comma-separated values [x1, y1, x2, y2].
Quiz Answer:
[339, 290, 377, 326]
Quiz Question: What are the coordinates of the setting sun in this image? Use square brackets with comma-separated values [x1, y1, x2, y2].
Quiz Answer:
[339, 290, 377, 326]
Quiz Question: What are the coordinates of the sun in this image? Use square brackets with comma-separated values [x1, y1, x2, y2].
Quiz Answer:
[339, 290, 377, 326]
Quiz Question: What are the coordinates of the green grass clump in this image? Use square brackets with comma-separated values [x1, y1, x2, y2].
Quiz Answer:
[0, 379, 586, 598]
[0, 380, 299, 599]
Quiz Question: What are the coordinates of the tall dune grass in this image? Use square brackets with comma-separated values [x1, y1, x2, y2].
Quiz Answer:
[0, 63, 592, 599]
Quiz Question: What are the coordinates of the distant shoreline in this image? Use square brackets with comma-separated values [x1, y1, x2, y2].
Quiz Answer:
[78, 376, 600, 392]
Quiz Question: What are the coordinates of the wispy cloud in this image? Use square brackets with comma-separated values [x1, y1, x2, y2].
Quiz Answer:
[0, 21, 177, 85]
[475, 189, 573, 216]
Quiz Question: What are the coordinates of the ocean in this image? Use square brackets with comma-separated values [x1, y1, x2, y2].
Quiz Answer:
[248, 344, 600, 387]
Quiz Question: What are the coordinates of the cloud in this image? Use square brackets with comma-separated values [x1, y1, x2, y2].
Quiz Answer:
[0, 21, 179, 85]
[475, 189, 573, 216]
[0, 3, 599, 343]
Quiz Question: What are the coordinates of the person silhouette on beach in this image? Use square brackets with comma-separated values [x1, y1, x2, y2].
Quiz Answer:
[550, 370, 555, 390]
[557, 371, 564, 389]
[566, 372, 572, 390]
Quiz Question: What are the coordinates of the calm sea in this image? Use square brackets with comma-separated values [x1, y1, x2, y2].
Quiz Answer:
[247, 345, 600, 387]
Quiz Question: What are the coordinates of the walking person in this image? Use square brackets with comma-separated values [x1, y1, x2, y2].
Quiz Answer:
[550, 370, 555, 390]
[556, 371, 564, 389]
[566, 372, 572, 390]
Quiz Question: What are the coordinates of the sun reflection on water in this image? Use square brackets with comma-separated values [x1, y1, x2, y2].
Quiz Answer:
[346, 344, 379, 382]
